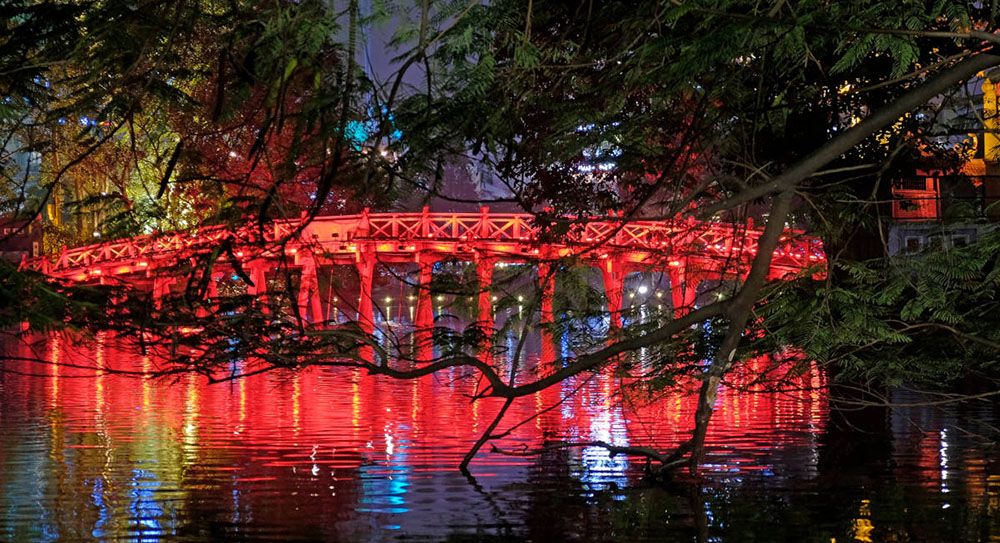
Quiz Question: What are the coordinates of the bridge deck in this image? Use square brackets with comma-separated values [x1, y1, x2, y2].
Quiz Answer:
[23, 210, 826, 283]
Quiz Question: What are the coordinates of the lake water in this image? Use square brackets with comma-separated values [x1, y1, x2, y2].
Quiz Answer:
[0, 332, 996, 542]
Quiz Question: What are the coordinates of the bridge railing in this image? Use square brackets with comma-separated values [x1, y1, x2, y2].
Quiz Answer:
[24, 211, 825, 277]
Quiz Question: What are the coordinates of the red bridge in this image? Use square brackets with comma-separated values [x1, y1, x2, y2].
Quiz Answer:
[23, 208, 826, 331]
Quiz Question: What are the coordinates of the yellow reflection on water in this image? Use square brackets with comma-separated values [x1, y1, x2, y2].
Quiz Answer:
[48, 336, 61, 409]
[292, 372, 302, 436]
[851, 499, 874, 542]
[183, 373, 200, 465]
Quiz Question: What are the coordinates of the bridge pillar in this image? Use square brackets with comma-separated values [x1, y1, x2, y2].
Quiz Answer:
[195, 273, 219, 318]
[297, 250, 323, 325]
[475, 255, 495, 331]
[246, 262, 269, 314]
[152, 276, 175, 310]
[415, 259, 435, 329]
[356, 245, 376, 335]
[601, 259, 626, 329]
[538, 261, 558, 363]
[668, 262, 700, 319]
[414, 258, 435, 361]
[538, 261, 556, 326]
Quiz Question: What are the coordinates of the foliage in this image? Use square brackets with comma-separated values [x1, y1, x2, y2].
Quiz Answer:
[759, 230, 1000, 387]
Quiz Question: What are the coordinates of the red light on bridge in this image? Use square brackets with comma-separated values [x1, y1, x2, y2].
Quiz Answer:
[28, 212, 825, 291]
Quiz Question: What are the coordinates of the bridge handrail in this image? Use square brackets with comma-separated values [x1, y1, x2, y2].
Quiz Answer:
[23, 212, 826, 276]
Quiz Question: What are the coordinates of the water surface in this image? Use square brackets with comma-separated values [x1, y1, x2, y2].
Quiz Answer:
[0, 333, 996, 541]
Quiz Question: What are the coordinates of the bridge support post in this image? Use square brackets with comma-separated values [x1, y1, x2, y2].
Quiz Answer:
[195, 273, 219, 318]
[475, 255, 495, 332]
[668, 262, 700, 319]
[414, 258, 435, 361]
[538, 261, 557, 363]
[246, 262, 269, 314]
[356, 245, 376, 335]
[538, 261, 556, 326]
[297, 250, 323, 325]
[601, 259, 626, 329]
[152, 276, 175, 310]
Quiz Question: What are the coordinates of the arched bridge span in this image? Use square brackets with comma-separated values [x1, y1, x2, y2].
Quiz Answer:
[23, 208, 826, 330]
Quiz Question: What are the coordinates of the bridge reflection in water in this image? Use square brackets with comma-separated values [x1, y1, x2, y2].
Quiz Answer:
[0, 332, 995, 542]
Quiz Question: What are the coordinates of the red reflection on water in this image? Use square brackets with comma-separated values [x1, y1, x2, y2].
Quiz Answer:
[4, 334, 829, 467]
[0, 333, 828, 538]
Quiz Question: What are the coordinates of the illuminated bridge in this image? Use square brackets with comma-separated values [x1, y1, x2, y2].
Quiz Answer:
[22, 208, 826, 331]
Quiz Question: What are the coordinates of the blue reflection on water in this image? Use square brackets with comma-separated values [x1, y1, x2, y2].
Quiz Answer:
[356, 423, 411, 515]
[127, 468, 176, 541]
[91, 477, 109, 540]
